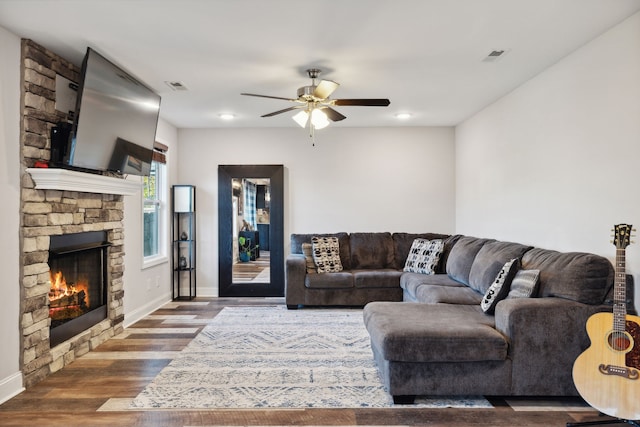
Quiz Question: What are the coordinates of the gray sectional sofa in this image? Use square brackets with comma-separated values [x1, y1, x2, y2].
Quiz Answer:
[285, 232, 635, 401]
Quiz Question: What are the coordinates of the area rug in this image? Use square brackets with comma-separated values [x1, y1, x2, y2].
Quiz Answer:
[129, 306, 492, 409]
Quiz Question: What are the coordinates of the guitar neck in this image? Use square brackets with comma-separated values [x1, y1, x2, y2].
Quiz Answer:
[613, 247, 627, 331]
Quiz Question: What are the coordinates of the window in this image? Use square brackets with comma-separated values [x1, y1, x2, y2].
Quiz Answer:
[143, 160, 166, 260]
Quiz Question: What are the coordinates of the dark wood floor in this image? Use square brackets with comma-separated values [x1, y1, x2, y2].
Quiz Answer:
[0, 298, 618, 426]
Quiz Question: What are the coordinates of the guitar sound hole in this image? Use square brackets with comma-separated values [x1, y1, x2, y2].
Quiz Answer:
[608, 332, 631, 352]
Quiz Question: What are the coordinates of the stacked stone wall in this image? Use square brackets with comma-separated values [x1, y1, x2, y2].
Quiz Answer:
[20, 39, 126, 387]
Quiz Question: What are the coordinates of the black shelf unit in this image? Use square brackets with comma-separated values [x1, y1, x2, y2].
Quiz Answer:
[171, 185, 196, 300]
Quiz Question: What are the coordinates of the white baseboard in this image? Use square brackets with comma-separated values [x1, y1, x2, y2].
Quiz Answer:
[124, 291, 172, 328]
[0, 371, 24, 405]
[195, 285, 218, 297]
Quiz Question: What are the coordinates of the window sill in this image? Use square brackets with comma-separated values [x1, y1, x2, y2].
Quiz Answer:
[143, 255, 169, 270]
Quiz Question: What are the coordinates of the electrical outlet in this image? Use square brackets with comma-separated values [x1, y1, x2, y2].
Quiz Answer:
[146, 278, 151, 291]
[155, 276, 160, 288]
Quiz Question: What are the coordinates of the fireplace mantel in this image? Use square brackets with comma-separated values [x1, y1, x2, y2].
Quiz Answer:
[27, 168, 141, 196]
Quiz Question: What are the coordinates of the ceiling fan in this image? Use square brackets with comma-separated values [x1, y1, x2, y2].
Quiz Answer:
[241, 68, 390, 133]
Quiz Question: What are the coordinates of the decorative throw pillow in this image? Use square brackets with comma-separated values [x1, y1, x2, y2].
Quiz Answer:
[403, 239, 445, 275]
[301, 243, 317, 274]
[481, 258, 519, 314]
[507, 269, 540, 299]
[311, 236, 343, 273]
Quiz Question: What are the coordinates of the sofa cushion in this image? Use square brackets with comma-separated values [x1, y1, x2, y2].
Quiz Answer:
[312, 236, 343, 273]
[350, 232, 394, 269]
[446, 236, 495, 286]
[439, 234, 465, 274]
[468, 241, 533, 294]
[507, 269, 540, 299]
[392, 232, 451, 270]
[363, 302, 508, 363]
[290, 233, 351, 270]
[415, 284, 483, 304]
[305, 272, 354, 289]
[400, 272, 464, 301]
[521, 248, 614, 304]
[403, 239, 444, 274]
[481, 258, 519, 314]
[353, 269, 403, 289]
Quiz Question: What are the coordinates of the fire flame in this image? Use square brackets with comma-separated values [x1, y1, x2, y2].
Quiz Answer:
[49, 270, 90, 307]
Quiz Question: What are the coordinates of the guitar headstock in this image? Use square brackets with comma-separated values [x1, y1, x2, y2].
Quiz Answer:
[612, 223, 634, 249]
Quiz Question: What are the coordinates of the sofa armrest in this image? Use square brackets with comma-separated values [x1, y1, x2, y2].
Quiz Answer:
[285, 254, 307, 307]
[494, 297, 607, 395]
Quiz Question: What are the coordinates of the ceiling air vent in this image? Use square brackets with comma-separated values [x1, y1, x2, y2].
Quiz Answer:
[165, 81, 188, 91]
[483, 49, 509, 63]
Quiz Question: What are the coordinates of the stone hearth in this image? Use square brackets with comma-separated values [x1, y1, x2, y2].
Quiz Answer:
[19, 40, 128, 387]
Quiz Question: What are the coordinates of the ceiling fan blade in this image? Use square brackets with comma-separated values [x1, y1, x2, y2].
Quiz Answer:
[261, 106, 302, 117]
[313, 80, 339, 99]
[322, 107, 346, 122]
[241, 93, 298, 102]
[333, 98, 391, 107]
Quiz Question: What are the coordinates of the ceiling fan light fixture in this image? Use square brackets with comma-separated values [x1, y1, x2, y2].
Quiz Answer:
[292, 110, 309, 128]
[395, 112, 412, 120]
[241, 67, 389, 136]
[311, 108, 330, 129]
[218, 113, 235, 120]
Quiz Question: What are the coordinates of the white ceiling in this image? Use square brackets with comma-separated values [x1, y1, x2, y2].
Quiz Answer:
[1, 0, 639, 129]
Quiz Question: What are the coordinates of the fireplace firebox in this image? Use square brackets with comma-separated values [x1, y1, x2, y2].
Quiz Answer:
[48, 231, 110, 347]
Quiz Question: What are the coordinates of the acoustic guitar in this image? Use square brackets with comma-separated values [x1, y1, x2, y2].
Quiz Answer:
[573, 224, 640, 421]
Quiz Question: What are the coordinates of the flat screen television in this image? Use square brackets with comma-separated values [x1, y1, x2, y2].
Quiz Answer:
[53, 47, 161, 176]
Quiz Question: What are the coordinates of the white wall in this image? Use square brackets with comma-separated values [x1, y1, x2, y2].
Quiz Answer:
[177, 127, 456, 296]
[122, 118, 179, 326]
[456, 12, 640, 311]
[0, 26, 23, 403]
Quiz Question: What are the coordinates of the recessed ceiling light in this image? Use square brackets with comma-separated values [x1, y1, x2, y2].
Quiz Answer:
[218, 113, 235, 120]
[395, 113, 412, 120]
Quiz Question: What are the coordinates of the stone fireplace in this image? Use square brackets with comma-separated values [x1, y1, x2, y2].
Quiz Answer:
[19, 40, 135, 387]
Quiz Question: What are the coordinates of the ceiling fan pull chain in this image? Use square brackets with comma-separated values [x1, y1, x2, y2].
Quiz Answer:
[309, 122, 316, 146]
